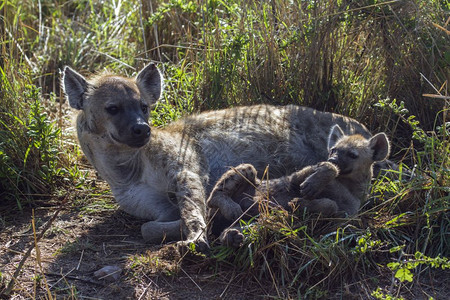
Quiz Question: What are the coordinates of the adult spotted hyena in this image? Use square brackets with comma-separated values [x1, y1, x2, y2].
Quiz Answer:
[207, 125, 390, 247]
[62, 64, 385, 250]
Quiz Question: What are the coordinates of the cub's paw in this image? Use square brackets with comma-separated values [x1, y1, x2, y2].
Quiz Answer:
[219, 164, 257, 192]
[222, 200, 244, 221]
[207, 193, 244, 221]
[299, 178, 322, 199]
[219, 228, 244, 248]
[234, 164, 258, 183]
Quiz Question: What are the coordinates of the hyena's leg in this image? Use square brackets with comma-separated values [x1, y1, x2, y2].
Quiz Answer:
[298, 162, 339, 199]
[141, 220, 184, 244]
[175, 171, 209, 252]
[291, 197, 339, 217]
[331, 188, 361, 216]
[207, 164, 257, 221]
[286, 163, 327, 194]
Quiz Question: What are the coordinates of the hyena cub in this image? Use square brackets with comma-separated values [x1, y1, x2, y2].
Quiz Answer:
[207, 124, 390, 247]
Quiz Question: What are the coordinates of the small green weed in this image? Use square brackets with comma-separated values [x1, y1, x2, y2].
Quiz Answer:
[387, 251, 450, 283]
[371, 287, 405, 300]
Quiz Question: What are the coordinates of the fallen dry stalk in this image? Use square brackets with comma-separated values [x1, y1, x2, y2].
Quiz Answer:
[1, 197, 67, 297]
[31, 209, 53, 300]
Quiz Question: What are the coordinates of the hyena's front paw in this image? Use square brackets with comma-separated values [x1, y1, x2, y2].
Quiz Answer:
[176, 236, 210, 254]
[193, 237, 211, 254]
[219, 228, 244, 248]
[299, 177, 322, 199]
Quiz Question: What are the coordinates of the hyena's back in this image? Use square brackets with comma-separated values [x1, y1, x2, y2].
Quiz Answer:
[167, 104, 371, 186]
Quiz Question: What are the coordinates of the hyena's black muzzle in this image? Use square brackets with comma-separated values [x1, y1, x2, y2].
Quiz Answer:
[130, 122, 151, 147]
[113, 110, 151, 148]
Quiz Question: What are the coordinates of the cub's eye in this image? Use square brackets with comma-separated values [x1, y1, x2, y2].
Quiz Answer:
[141, 103, 149, 114]
[105, 105, 119, 115]
[329, 148, 337, 155]
[348, 151, 359, 159]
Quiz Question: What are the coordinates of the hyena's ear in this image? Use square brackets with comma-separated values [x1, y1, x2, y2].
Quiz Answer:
[369, 133, 390, 161]
[328, 124, 345, 150]
[136, 63, 163, 106]
[62, 66, 89, 110]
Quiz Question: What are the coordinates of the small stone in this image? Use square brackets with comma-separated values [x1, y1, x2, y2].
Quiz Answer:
[93, 265, 122, 282]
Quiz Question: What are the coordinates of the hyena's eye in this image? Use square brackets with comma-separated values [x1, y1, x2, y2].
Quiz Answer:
[105, 105, 119, 115]
[329, 148, 337, 155]
[141, 103, 149, 114]
[348, 151, 358, 159]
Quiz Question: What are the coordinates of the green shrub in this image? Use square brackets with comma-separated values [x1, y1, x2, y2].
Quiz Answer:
[0, 82, 63, 207]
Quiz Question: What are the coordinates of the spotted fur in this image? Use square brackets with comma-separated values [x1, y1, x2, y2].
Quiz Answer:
[208, 125, 390, 247]
[63, 64, 386, 250]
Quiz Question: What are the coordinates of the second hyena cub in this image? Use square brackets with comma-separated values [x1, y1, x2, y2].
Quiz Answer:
[207, 124, 390, 247]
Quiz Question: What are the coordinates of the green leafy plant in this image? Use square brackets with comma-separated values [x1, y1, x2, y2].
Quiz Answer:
[387, 251, 450, 283]
[371, 287, 405, 300]
[0, 84, 62, 206]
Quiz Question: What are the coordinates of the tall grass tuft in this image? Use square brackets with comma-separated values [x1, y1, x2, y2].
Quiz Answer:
[143, 1, 447, 132]
[0, 2, 81, 207]
[0, 62, 68, 206]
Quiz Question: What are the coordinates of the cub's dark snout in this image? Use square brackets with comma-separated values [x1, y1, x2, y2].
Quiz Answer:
[327, 157, 338, 165]
[327, 150, 342, 167]
[327, 154, 351, 175]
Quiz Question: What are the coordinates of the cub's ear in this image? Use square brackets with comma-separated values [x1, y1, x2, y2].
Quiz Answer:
[62, 66, 89, 110]
[328, 124, 345, 150]
[369, 133, 390, 161]
[136, 63, 163, 106]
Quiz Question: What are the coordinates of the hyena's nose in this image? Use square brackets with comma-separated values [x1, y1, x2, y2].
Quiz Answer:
[132, 123, 151, 138]
[328, 157, 338, 165]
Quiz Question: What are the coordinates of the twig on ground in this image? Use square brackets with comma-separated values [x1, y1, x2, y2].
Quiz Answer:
[77, 249, 85, 271]
[44, 272, 105, 287]
[137, 277, 156, 300]
[180, 267, 202, 292]
[48, 267, 75, 290]
[219, 271, 236, 298]
[1, 195, 67, 297]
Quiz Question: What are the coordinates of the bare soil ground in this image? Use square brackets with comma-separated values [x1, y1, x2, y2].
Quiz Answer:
[0, 178, 271, 299]
[0, 180, 448, 299]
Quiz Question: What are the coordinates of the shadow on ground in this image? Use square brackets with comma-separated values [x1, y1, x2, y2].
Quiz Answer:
[0, 193, 262, 299]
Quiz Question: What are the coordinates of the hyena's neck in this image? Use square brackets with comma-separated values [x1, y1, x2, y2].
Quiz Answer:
[78, 130, 146, 187]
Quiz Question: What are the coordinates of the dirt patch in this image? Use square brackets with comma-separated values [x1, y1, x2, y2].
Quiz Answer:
[0, 189, 266, 299]
[0, 188, 448, 299]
